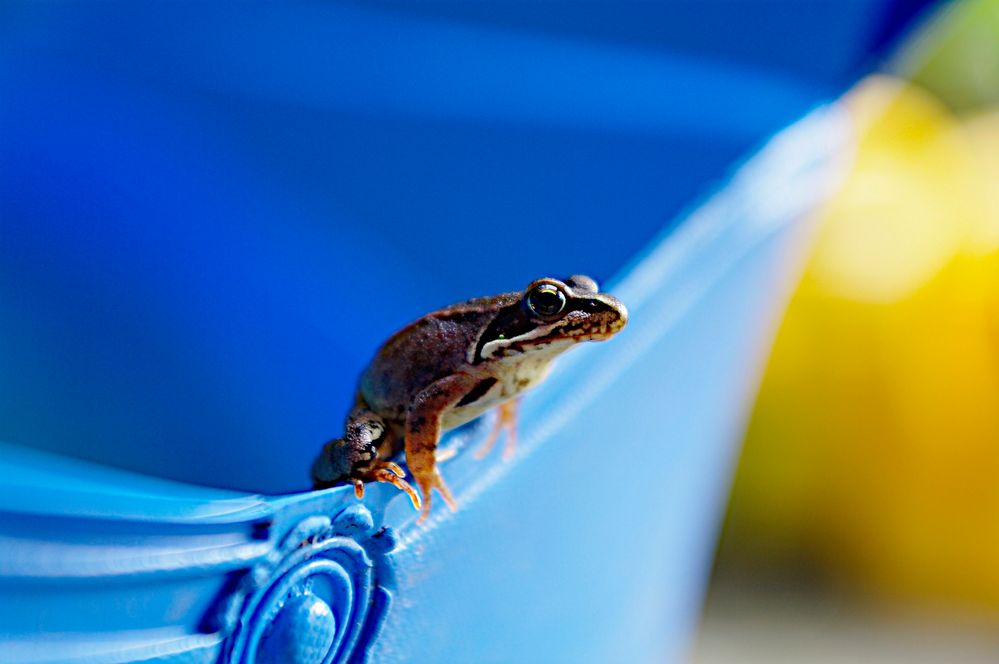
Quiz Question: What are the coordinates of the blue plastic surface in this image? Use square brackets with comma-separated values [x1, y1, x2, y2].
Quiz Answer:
[1, 102, 852, 662]
[1, 2, 929, 661]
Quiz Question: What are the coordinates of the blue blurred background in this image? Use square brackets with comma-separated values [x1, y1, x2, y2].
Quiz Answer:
[0, 1, 929, 496]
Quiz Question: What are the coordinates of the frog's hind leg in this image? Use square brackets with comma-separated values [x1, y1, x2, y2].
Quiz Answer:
[473, 398, 520, 462]
[406, 372, 481, 522]
[311, 410, 421, 510]
[311, 410, 386, 488]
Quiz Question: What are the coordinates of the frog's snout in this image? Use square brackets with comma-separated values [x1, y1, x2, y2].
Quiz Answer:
[576, 292, 627, 341]
[606, 294, 628, 332]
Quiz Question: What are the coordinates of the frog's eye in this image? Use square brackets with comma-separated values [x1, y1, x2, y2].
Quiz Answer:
[526, 283, 567, 318]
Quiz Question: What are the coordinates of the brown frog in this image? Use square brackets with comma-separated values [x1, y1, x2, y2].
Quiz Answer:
[311, 275, 628, 521]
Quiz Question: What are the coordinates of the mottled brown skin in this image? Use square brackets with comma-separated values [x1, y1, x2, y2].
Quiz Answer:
[311, 275, 628, 521]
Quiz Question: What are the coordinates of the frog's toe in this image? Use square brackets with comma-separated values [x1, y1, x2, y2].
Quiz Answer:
[382, 461, 407, 479]
[357, 463, 421, 511]
[416, 471, 457, 523]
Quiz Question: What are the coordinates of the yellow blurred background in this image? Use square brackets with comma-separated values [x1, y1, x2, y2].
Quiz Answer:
[707, 0, 999, 644]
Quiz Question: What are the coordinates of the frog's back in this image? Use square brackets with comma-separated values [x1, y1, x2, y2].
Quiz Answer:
[359, 294, 518, 418]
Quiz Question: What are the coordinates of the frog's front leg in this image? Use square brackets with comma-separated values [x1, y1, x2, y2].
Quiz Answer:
[311, 409, 421, 510]
[406, 372, 482, 522]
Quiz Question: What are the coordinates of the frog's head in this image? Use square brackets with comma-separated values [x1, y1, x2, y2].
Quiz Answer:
[473, 275, 628, 363]
[523, 275, 628, 343]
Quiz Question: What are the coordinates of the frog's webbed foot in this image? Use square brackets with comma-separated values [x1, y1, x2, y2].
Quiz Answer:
[474, 398, 519, 462]
[350, 460, 422, 511]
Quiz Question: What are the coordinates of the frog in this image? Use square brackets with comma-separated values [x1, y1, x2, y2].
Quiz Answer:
[311, 275, 628, 521]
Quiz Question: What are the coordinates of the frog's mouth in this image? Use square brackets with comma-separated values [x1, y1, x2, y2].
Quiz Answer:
[527, 298, 628, 346]
[564, 294, 628, 341]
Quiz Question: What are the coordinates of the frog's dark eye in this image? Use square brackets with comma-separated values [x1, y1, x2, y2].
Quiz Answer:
[526, 283, 567, 318]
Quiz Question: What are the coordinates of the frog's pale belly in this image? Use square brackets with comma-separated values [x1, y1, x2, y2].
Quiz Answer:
[439, 355, 556, 431]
